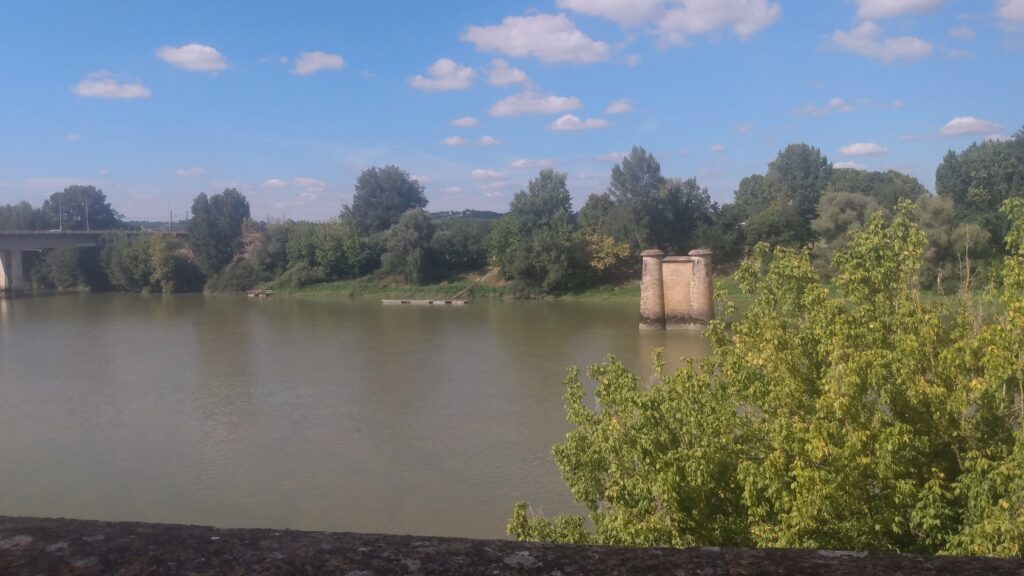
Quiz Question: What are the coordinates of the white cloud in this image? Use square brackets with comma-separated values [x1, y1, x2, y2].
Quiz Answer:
[292, 51, 345, 75]
[998, 0, 1024, 23]
[830, 22, 933, 63]
[443, 136, 468, 146]
[262, 178, 290, 189]
[709, 144, 726, 152]
[98, 168, 109, 176]
[451, 116, 481, 128]
[834, 161, 868, 170]
[176, 166, 206, 177]
[410, 175, 430, 184]
[839, 142, 888, 156]
[64, 133, 80, 142]
[510, 158, 556, 169]
[604, 99, 633, 114]
[293, 176, 327, 189]
[940, 116, 1003, 136]
[556, 0, 664, 26]
[856, 0, 942, 20]
[478, 135, 503, 146]
[622, 54, 642, 66]
[488, 59, 529, 86]
[462, 13, 610, 63]
[734, 123, 753, 133]
[471, 168, 504, 180]
[156, 43, 227, 72]
[795, 97, 854, 116]
[490, 90, 581, 117]
[658, 0, 782, 45]
[72, 71, 151, 99]
[949, 26, 976, 40]
[409, 58, 474, 91]
[597, 151, 628, 162]
[548, 114, 609, 131]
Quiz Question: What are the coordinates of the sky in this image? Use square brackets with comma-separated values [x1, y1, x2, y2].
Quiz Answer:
[1, 0, 1022, 221]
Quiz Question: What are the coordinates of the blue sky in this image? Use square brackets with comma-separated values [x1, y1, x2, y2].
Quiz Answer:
[1, 1, 1022, 221]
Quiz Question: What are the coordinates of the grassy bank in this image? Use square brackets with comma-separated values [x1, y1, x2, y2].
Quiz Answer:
[271, 272, 644, 301]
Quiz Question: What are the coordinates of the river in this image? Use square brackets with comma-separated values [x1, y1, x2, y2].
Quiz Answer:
[0, 294, 709, 539]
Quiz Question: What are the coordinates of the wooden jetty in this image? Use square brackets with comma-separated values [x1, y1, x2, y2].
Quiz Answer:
[247, 289, 274, 298]
[381, 298, 467, 305]
[381, 283, 473, 306]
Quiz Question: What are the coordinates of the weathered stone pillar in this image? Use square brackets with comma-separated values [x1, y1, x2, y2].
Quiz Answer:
[0, 251, 25, 294]
[639, 249, 665, 330]
[0, 251, 9, 293]
[662, 256, 693, 329]
[688, 248, 714, 324]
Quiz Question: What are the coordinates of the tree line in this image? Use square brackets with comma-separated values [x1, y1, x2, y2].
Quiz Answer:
[1, 127, 1021, 294]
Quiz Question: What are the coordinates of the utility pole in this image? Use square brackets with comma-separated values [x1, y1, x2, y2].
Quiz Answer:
[83, 190, 90, 231]
[58, 196, 63, 232]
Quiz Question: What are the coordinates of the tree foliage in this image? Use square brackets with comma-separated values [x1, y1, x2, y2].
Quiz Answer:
[936, 128, 1024, 245]
[187, 188, 251, 276]
[383, 208, 436, 284]
[511, 200, 1024, 557]
[40, 185, 123, 231]
[489, 169, 588, 294]
[345, 165, 428, 234]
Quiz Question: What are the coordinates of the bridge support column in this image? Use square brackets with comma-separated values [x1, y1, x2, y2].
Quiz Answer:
[0, 250, 25, 294]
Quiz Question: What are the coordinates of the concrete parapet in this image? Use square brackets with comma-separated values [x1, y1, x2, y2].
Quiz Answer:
[639, 249, 665, 329]
[1, 516, 1021, 575]
[640, 248, 714, 330]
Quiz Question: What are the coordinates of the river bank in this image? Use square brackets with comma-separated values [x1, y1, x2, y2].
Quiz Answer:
[271, 273, 644, 301]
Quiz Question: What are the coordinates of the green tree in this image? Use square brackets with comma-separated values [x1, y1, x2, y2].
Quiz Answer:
[829, 168, 928, 208]
[102, 233, 153, 292]
[733, 144, 832, 248]
[606, 146, 667, 251]
[511, 200, 1024, 557]
[489, 169, 588, 293]
[811, 191, 884, 270]
[0, 201, 44, 231]
[40, 185, 123, 231]
[936, 128, 1024, 244]
[188, 188, 251, 276]
[344, 165, 428, 234]
[383, 208, 435, 284]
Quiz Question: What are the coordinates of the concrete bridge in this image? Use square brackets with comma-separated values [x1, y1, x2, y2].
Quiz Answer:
[0, 231, 183, 293]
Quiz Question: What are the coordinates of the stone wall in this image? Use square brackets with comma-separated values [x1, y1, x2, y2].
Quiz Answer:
[1, 516, 1021, 575]
[640, 249, 714, 330]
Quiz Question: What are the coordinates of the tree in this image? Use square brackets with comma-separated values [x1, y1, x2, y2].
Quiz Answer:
[383, 208, 436, 284]
[935, 128, 1024, 246]
[607, 146, 667, 251]
[40, 185, 123, 231]
[829, 168, 927, 208]
[0, 201, 44, 231]
[344, 165, 428, 234]
[489, 169, 588, 293]
[102, 233, 153, 292]
[510, 200, 1024, 557]
[811, 191, 884, 269]
[188, 188, 251, 276]
[732, 144, 832, 249]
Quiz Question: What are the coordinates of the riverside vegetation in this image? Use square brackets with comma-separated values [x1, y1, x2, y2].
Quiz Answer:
[2, 129, 1021, 297]
[510, 199, 1024, 557]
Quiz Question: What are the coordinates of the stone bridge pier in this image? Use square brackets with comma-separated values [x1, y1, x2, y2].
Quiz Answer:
[640, 248, 714, 330]
[0, 250, 25, 294]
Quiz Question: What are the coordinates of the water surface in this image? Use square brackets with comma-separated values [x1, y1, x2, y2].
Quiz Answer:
[0, 294, 708, 538]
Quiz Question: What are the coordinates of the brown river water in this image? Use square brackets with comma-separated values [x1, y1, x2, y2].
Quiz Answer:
[0, 294, 708, 539]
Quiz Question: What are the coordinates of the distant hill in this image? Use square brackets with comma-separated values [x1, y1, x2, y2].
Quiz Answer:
[429, 209, 503, 221]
